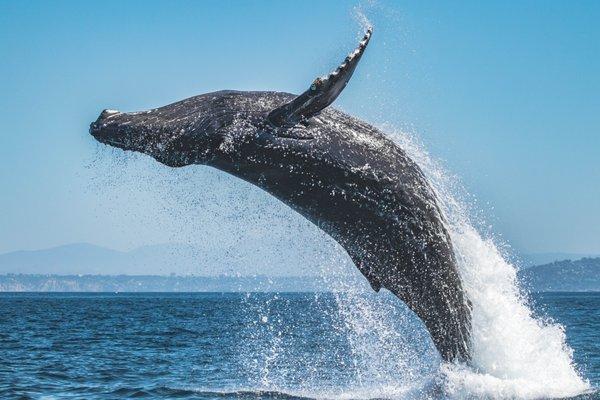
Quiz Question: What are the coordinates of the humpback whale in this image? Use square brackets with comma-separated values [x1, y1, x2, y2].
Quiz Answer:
[90, 28, 472, 362]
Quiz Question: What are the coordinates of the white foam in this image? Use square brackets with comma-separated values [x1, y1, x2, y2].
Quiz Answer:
[388, 126, 590, 399]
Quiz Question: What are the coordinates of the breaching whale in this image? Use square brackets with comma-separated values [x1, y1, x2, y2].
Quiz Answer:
[90, 28, 472, 362]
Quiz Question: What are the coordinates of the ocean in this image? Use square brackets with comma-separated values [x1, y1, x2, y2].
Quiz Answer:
[10, 74, 595, 399]
[0, 291, 597, 399]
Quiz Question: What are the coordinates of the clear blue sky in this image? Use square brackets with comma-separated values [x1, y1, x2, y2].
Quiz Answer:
[0, 0, 598, 257]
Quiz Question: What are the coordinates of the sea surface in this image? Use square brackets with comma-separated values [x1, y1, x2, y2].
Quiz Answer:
[0, 292, 598, 400]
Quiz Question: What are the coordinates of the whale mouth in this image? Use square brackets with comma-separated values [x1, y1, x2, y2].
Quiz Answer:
[98, 137, 126, 147]
[90, 124, 131, 150]
[89, 122, 120, 146]
[89, 109, 130, 149]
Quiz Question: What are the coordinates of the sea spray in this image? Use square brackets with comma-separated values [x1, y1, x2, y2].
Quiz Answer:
[387, 126, 590, 398]
[89, 122, 591, 399]
[325, 268, 440, 398]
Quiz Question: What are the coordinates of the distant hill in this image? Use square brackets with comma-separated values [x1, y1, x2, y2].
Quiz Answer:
[0, 242, 341, 277]
[518, 257, 600, 292]
[519, 252, 599, 268]
[0, 274, 332, 293]
[0, 243, 209, 275]
[2, 257, 598, 291]
[1, 244, 599, 292]
[0, 244, 127, 275]
[3, 243, 593, 276]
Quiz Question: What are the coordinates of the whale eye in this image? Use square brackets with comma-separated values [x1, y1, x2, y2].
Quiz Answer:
[310, 83, 317, 91]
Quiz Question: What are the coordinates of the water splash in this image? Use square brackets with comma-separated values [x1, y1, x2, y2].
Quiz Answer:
[327, 277, 440, 397]
[353, 6, 373, 33]
[387, 126, 590, 399]
[88, 115, 591, 400]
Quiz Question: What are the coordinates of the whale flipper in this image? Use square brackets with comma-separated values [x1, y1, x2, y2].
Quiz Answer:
[268, 27, 372, 127]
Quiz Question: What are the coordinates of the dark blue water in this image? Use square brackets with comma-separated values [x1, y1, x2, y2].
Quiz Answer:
[0, 292, 598, 399]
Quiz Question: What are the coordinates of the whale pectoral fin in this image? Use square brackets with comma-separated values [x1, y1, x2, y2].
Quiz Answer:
[267, 27, 372, 128]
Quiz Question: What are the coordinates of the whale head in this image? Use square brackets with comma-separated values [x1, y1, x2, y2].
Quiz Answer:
[89, 92, 255, 167]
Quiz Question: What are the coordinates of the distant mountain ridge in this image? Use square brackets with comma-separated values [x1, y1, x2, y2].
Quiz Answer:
[0, 243, 188, 275]
[1, 244, 599, 292]
[518, 252, 599, 268]
[0, 274, 331, 293]
[2, 243, 596, 276]
[518, 257, 600, 292]
[0, 244, 126, 275]
[0, 242, 335, 277]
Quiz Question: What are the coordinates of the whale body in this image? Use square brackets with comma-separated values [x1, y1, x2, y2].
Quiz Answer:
[90, 28, 472, 361]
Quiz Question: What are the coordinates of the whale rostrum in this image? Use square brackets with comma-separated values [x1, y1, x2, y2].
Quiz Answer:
[90, 27, 472, 362]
